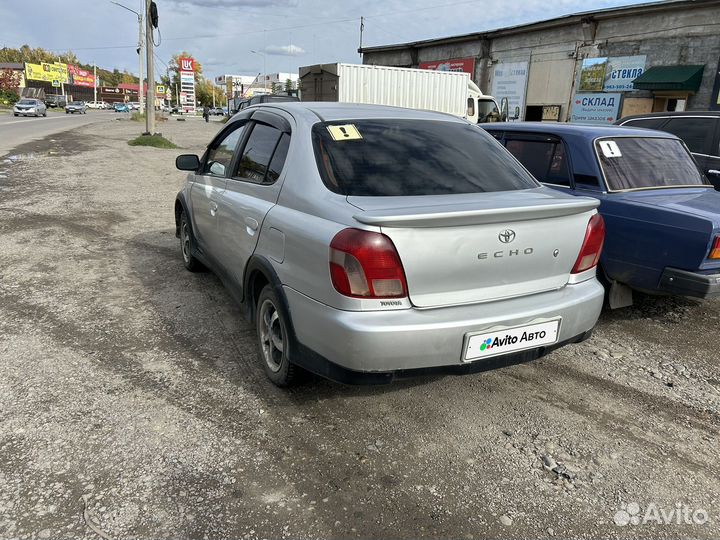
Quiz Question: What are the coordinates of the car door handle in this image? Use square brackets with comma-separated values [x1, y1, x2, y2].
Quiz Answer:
[244, 217, 259, 234]
[209, 202, 218, 216]
[708, 169, 720, 176]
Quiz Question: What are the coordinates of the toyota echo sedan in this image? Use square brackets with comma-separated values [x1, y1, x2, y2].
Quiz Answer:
[174, 103, 606, 386]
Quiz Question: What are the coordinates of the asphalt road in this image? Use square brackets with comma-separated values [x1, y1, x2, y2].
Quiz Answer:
[0, 110, 115, 157]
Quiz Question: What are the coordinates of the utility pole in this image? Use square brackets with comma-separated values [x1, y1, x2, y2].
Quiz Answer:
[110, 2, 144, 113]
[145, 0, 155, 134]
[93, 63, 97, 103]
[138, 12, 144, 115]
[359, 16, 364, 60]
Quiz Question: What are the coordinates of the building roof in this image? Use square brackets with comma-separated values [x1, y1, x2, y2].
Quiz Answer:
[0, 63, 24, 70]
[359, 0, 719, 53]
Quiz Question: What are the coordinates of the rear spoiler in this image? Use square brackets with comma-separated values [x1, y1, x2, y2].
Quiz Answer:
[353, 198, 599, 228]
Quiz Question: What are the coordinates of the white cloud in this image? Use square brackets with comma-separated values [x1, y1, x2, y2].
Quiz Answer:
[264, 44, 306, 56]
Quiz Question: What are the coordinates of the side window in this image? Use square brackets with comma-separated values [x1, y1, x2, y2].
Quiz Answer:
[203, 123, 247, 177]
[467, 97, 475, 118]
[266, 133, 291, 183]
[622, 118, 667, 130]
[661, 118, 715, 154]
[505, 138, 571, 186]
[235, 123, 286, 184]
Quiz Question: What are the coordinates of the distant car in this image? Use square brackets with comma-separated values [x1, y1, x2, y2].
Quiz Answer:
[13, 98, 47, 117]
[615, 111, 720, 190]
[128, 102, 140, 110]
[233, 94, 299, 115]
[65, 101, 88, 114]
[44, 94, 67, 108]
[483, 122, 720, 307]
[86, 101, 106, 109]
[209, 107, 224, 115]
[113, 103, 130, 113]
[174, 103, 605, 385]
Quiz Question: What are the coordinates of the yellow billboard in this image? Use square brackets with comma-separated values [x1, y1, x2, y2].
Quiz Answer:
[25, 62, 69, 84]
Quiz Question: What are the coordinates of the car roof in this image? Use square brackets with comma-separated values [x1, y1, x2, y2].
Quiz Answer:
[482, 121, 677, 141]
[250, 101, 467, 123]
[618, 111, 720, 122]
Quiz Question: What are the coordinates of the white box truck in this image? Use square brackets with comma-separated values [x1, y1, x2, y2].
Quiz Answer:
[299, 63, 503, 123]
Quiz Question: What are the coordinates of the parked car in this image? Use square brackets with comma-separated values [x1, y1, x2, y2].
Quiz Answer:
[174, 103, 605, 385]
[65, 101, 88, 114]
[86, 101, 106, 109]
[210, 107, 224, 116]
[615, 111, 720, 190]
[127, 102, 140, 110]
[13, 98, 47, 117]
[44, 94, 67, 108]
[113, 103, 130, 113]
[483, 123, 720, 308]
[234, 94, 299, 115]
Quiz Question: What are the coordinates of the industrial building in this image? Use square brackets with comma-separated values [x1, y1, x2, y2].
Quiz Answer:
[360, 0, 720, 122]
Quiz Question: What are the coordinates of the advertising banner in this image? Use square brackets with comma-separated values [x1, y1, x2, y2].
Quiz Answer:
[603, 55, 646, 92]
[570, 92, 622, 124]
[491, 61, 529, 120]
[578, 57, 608, 92]
[68, 65, 96, 88]
[25, 62, 69, 84]
[179, 57, 195, 73]
[179, 61, 196, 112]
[419, 57, 475, 75]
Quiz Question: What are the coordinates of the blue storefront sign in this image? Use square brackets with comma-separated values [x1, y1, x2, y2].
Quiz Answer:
[570, 93, 622, 124]
[603, 55, 647, 92]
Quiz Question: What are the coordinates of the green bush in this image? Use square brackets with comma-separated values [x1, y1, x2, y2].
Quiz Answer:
[0, 89, 19, 105]
[128, 134, 178, 149]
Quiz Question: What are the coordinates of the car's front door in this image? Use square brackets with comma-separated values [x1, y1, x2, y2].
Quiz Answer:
[216, 114, 292, 286]
[190, 121, 248, 265]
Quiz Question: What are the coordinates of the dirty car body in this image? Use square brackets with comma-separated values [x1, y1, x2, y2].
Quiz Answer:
[483, 123, 720, 303]
[174, 103, 605, 385]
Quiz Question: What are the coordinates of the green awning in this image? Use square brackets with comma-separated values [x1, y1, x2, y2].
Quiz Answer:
[632, 65, 705, 92]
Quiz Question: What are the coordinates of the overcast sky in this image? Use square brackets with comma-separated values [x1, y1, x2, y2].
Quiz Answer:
[2, 0, 648, 82]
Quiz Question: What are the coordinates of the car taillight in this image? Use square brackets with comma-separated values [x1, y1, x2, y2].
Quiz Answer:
[572, 213, 605, 274]
[710, 236, 720, 259]
[329, 228, 408, 298]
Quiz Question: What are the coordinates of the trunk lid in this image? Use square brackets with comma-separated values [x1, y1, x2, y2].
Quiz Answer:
[349, 189, 599, 308]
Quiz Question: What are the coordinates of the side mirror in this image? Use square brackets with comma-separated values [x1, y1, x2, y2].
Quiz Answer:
[513, 106, 520, 120]
[176, 154, 200, 171]
[500, 97, 509, 122]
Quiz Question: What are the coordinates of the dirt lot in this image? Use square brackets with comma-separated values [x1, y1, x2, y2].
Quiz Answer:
[1, 117, 719, 540]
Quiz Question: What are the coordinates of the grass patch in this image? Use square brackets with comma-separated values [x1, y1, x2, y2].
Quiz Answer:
[128, 134, 178, 149]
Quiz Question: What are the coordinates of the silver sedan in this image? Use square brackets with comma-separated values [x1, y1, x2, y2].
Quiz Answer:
[174, 102, 605, 386]
[13, 98, 47, 117]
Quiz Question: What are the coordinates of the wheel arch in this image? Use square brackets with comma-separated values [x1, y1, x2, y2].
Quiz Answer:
[174, 193, 189, 238]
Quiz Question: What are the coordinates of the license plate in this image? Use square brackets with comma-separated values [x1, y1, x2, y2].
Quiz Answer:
[463, 319, 560, 362]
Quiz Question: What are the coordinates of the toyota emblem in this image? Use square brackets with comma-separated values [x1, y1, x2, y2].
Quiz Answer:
[498, 229, 516, 243]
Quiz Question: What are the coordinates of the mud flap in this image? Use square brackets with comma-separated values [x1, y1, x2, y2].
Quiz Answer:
[609, 280, 633, 309]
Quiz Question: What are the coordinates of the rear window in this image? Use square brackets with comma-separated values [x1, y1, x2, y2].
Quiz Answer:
[312, 119, 538, 196]
[595, 137, 710, 191]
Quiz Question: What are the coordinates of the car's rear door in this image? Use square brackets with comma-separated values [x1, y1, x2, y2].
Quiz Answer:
[216, 110, 292, 286]
[190, 121, 249, 262]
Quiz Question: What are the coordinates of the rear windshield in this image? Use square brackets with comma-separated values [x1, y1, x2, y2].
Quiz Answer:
[312, 119, 538, 196]
[595, 137, 710, 191]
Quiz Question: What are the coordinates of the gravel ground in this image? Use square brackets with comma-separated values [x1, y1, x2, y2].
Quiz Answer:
[1, 117, 719, 540]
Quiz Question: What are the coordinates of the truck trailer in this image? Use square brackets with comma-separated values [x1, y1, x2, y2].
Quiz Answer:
[298, 63, 502, 123]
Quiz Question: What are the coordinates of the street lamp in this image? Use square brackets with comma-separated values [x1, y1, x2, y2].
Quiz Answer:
[110, 1, 144, 114]
[250, 50, 267, 90]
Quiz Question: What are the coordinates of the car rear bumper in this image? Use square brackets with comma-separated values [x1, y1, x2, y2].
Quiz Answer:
[659, 267, 720, 298]
[284, 278, 604, 381]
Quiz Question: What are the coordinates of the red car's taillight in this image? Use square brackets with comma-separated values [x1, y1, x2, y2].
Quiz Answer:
[329, 228, 408, 298]
[572, 214, 606, 274]
[710, 236, 720, 260]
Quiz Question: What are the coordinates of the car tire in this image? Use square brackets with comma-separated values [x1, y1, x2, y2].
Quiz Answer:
[43, 111, 47, 117]
[13, 113, 17, 116]
[256, 285, 297, 387]
[179, 210, 205, 272]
